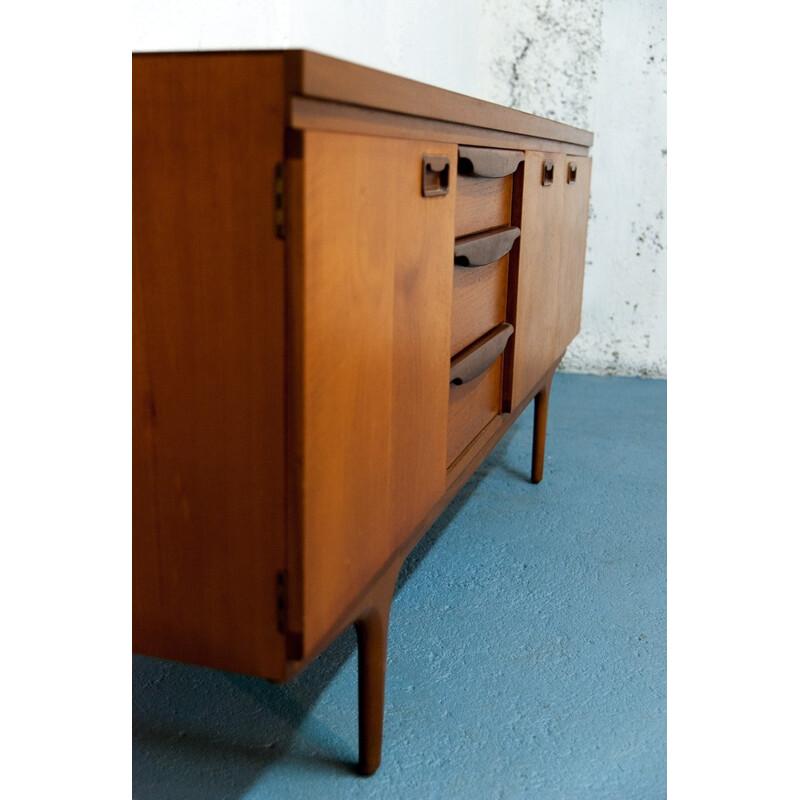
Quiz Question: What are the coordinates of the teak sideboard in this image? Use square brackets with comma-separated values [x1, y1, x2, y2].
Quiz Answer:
[133, 50, 593, 775]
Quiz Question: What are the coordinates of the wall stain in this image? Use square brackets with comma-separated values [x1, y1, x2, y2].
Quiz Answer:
[633, 222, 664, 258]
[509, 34, 534, 108]
[489, 0, 604, 128]
[484, 0, 666, 379]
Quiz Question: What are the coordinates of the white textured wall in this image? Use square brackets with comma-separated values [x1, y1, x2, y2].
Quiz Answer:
[134, 0, 667, 377]
[477, 0, 666, 377]
[133, 0, 484, 96]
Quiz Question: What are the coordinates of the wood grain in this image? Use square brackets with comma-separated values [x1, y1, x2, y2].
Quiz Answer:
[447, 359, 502, 467]
[455, 174, 513, 238]
[451, 258, 509, 357]
[510, 152, 591, 410]
[287, 50, 594, 147]
[132, 53, 289, 680]
[292, 131, 457, 654]
[291, 97, 591, 156]
[558, 157, 593, 344]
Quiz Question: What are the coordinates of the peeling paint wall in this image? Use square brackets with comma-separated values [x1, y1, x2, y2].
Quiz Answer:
[134, 0, 667, 377]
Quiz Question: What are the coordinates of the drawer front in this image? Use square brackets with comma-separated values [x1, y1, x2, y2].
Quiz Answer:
[451, 255, 509, 357]
[454, 145, 523, 237]
[455, 174, 513, 237]
[447, 357, 502, 467]
[447, 145, 525, 467]
[446, 323, 513, 467]
[450, 224, 519, 356]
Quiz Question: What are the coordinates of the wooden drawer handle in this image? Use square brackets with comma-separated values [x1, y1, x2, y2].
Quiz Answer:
[458, 146, 524, 178]
[454, 226, 520, 267]
[450, 323, 514, 385]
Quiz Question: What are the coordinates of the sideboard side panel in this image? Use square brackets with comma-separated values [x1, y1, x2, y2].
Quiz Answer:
[132, 53, 289, 680]
[296, 131, 456, 652]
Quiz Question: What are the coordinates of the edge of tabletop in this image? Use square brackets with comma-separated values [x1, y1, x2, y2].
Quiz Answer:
[131, 49, 594, 149]
[284, 50, 593, 148]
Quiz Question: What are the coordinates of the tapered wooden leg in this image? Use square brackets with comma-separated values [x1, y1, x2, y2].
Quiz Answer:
[354, 568, 396, 775]
[531, 371, 554, 484]
[355, 607, 388, 775]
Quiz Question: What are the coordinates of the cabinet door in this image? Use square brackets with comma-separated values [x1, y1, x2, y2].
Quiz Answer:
[286, 132, 457, 655]
[510, 153, 591, 409]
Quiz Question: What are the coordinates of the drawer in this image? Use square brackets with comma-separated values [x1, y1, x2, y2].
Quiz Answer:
[448, 148, 524, 465]
[455, 175, 513, 237]
[451, 255, 509, 357]
[447, 323, 514, 467]
[454, 146, 524, 237]
[447, 359, 501, 467]
[450, 226, 519, 356]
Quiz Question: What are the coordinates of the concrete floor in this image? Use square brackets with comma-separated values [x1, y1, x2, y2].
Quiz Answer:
[133, 373, 667, 799]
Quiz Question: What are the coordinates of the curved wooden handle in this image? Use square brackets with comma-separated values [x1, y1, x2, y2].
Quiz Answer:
[454, 226, 520, 267]
[450, 323, 514, 385]
[458, 146, 524, 178]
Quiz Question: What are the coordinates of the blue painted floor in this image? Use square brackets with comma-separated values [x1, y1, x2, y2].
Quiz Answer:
[133, 373, 667, 799]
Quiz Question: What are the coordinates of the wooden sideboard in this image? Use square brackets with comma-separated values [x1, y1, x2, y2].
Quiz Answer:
[133, 50, 592, 775]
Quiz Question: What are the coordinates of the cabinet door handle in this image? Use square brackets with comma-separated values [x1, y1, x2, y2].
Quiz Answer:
[422, 155, 450, 197]
[450, 323, 514, 385]
[454, 226, 520, 267]
[567, 161, 578, 183]
[458, 146, 524, 178]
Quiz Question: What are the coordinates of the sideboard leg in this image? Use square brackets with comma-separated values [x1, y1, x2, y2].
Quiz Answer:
[531, 370, 554, 484]
[354, 569, 396, 776]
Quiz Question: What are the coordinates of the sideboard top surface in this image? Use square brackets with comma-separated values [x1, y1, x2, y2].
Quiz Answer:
[132, 49, 594, 148]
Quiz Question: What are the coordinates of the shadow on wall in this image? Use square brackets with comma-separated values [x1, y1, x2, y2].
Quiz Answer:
[132, 465, 492, 798]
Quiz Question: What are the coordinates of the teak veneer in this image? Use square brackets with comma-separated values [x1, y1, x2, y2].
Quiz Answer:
[133, 50, 593, 775]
